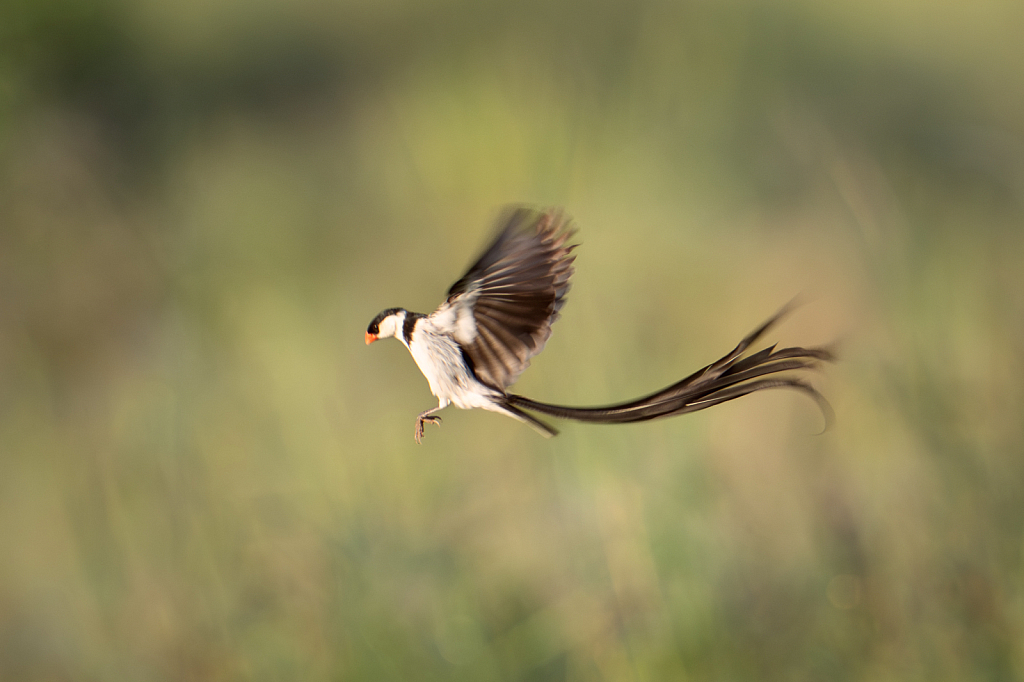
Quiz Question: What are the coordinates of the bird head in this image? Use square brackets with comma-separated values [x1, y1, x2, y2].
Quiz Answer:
[365, 308, 406, 344]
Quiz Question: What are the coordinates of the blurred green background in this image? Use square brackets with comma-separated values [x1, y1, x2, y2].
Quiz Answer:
[2, 0, 1023, 679]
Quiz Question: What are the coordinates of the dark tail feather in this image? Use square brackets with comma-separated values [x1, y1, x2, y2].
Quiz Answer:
[504, 304, 834, 431]
[501, 401, 559, 438]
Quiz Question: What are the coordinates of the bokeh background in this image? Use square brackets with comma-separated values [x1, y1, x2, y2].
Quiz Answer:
[2, 0, 1023, 679]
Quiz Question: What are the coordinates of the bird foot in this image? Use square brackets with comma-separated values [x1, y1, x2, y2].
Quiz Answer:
[414, 415, 442, 444]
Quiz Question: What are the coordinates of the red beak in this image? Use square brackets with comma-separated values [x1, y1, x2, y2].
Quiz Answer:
[365, 332, 378, 345]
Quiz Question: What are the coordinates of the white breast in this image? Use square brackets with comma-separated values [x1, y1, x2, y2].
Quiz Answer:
[403, 317, 500, 410]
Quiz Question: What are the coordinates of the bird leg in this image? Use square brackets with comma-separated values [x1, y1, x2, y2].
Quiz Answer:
[414, 408, 443, 444]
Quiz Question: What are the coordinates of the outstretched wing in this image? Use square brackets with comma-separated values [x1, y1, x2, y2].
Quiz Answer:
[431, 207, 577, 392]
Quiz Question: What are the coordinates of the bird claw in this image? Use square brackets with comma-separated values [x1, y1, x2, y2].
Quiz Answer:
[414, 415, 443, 444]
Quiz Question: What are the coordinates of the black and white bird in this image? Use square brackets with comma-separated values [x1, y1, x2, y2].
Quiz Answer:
[366, 207, 832, 443]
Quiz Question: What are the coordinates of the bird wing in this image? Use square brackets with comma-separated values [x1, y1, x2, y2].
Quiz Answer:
[431, 207, 576, 392]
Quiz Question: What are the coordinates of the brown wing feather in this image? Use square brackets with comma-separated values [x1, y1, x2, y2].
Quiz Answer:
[448, 207, 576, 391]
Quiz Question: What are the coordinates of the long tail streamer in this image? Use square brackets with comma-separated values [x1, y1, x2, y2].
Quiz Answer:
[503, 304, 833, 437]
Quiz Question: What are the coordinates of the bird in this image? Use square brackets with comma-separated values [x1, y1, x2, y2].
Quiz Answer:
[365, 206, 832, 443]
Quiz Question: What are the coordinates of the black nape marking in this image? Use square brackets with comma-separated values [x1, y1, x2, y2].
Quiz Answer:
[402, 312, 425, 344]
[367, 307, 403, 334]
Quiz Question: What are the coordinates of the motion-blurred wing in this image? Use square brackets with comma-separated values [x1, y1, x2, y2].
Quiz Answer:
[432, 207, 576, 392]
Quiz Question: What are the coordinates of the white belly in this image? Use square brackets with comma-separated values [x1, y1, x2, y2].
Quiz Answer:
[407, 326, 500, 410]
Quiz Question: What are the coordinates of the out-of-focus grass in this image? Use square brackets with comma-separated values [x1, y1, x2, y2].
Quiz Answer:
[2, 0, 1023, 680]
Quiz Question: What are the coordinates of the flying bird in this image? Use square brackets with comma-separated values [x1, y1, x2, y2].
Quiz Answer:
[365, 207, 832, 443]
